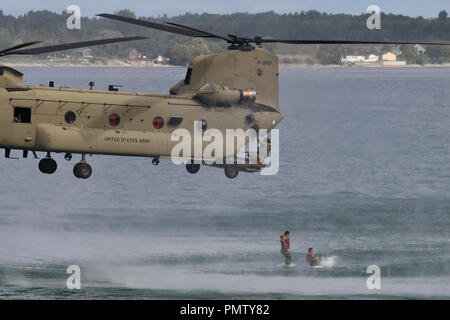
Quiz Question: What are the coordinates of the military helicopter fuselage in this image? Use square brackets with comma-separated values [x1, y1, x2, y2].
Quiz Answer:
[0, 48, 283, 179]
[2, 12, 449, 179]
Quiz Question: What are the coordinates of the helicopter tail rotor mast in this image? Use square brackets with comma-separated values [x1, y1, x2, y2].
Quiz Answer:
[98, 13, 450, 50]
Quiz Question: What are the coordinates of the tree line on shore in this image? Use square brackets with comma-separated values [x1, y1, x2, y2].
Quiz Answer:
[0, 9, 449, 65]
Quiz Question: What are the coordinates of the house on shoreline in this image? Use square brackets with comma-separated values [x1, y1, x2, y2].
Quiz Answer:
[341, 54, 379, 64]
[122, 48, 142, 60]
[151, 55, 170, 65]
[341, 50, 406, 66]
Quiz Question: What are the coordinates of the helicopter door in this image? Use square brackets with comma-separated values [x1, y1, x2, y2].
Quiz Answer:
[10, 107, 36, 148]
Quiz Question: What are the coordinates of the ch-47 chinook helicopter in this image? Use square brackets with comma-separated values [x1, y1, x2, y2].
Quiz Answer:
[1, 13, 449, 179]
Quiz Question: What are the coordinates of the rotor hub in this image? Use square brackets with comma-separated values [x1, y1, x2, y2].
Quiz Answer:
[227, 35, 256, 51]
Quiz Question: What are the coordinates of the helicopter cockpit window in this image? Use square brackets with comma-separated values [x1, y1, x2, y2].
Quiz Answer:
[13, 107, 31, 123]
[184, 68, 193, 85]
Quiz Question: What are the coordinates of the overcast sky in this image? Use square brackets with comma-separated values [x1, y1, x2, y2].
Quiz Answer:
[0, 0, 449, 18]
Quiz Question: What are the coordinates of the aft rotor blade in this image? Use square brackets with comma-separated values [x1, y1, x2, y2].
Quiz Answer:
[96, 14, 450, 48]
[258, 39, 450, 45]
[3, 36, 146, 56]
[165, 22, 231, 41]
[0, 41, 42, 56]
[98, 13, 211, 38]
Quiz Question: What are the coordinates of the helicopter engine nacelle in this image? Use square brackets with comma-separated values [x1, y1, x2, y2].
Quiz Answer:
[196, 82, 256, 107]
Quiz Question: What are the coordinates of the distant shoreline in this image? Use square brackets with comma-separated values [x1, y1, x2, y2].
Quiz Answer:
[280, 63, 450, 68]
[4, 62, 180, 68]
[5, 62, 450, 68]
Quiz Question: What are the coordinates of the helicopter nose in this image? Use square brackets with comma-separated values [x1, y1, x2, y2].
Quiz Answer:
[252, 111, 283, 131]
[270, 112, 283, 128]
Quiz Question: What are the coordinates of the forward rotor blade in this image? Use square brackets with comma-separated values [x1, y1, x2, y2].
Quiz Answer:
[258, 39, 450, 45]
[98, 13, 211, 38]
[0, 41, 42, 56]
[165, 22, 231, 41]
[3, 36, 146, 56]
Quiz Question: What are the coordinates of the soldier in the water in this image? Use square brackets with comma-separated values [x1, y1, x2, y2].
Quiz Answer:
[280, 231, 291, 265]
[306, 247, 320, 267]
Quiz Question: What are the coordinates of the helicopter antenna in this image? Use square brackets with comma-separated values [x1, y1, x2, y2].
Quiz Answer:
[98, 13, 450, 50]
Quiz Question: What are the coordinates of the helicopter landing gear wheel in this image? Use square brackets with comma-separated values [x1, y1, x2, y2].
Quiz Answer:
[73, 162, 92, 179]
[38, 158, 57, 174]
[73, 154, 92, 179]
[152, 157, 160, 166]
[224, 165, 239, 179]
[186, 163, 200, 174]
[38, 155, 57, 174]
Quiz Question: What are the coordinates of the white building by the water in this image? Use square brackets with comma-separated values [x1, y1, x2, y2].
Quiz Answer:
[341, 54, 379, 64]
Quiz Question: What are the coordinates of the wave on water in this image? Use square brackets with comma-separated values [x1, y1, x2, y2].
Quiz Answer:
[276, 263, 297, 268]
[320, 256, 336, 268]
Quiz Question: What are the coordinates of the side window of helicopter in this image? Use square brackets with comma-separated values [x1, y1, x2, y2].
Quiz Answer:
[65, 111, 77, 124]
[109, 113, 121, 127]
[184, 68, 193, 85]
[13, 107, 31, 124]
[153, 116, 164, 129]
